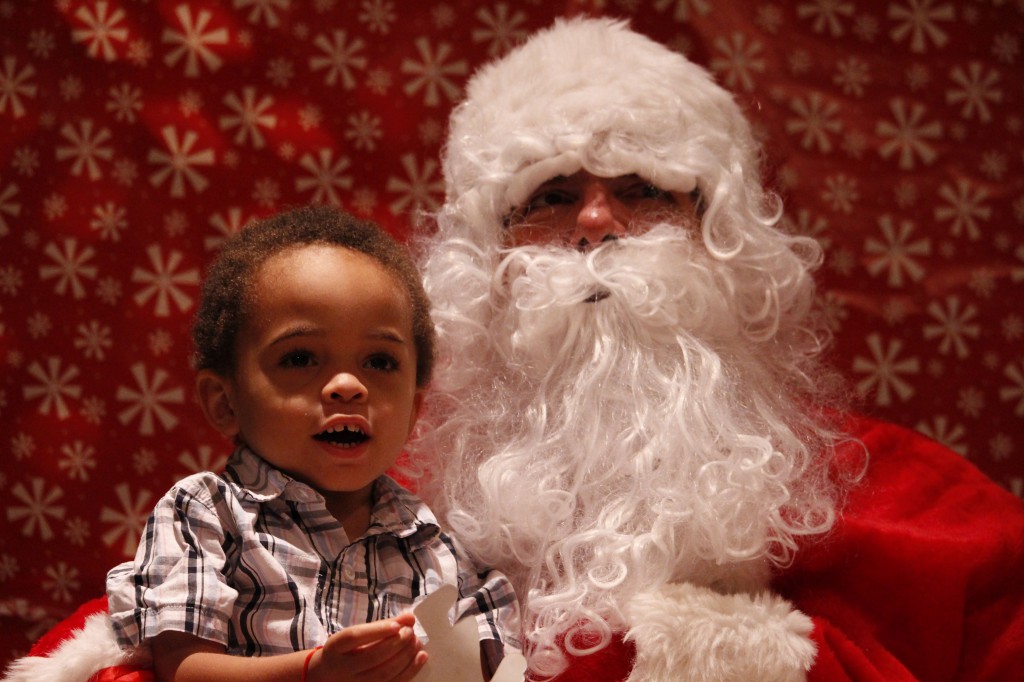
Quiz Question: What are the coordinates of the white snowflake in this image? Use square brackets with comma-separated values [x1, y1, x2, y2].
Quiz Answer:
[864, 215, 930, 287]
[74, 319, 113, 360]
[55, 119, 113, 180]
[0, 179, 20, 235]
[0, 265, 23, 295]
[178, 445, 228, 477]
[345, 110, 382, 151]
[0, 56, 37, 118]
[148, 126, 216, 197]
[39, 238, 98, 299]
[785, 92, 842, 152]
[131, 243, 200, 317]
[820, 173, 859, 213]
[915, 415, 968, 455]
[252, 177, 280, 207]
[386, 153, 444, 219]
[41, 557, 79, 602]
[11, 432, 35, 459]
[96, 276, 123, 305]
[852, 333, 920, 405]
[651, 0, 712, 22]
[205, 207, 250, 251]
[133, 447, 157, 475]
[23, 357, 82, 419]
[1001, 361, 1024, 417]
[64, 517, 91, 545]
[957, 387, 985, 418]
[12, 146, 39, 176]
[991, 32, 1019, 64]
[946, 62, 1002, 123]
[0, 553, 19, 580]
[472, 3, 528, 57]
[295, 148, 353, 205]
[116, 362, 185, 435]
[162, 5, 230, 77]
[220, 87, 277, 149]
[28, 30, 56, 59]
[797, 0, 855, 37]
[310, 30, 367, 88]
[923, 296, 979, 359]
[875, 98, 942, 169]
[106, 83, 143, 123]
[888, 0, 955, 53]
[401, 37, 467, 107]
[709, 32, 765, 92]
[71, 1, 129, 62]
[58, 441, 96, 482]
[99, 482, 153, 556]
[7, 477, 65, 541]
[235, 0, 289, 28]
[934, 178, 991, 240]
[266, 57, 294, 87]
[89, 201, 128, 242]
[359, 0, 395, 34]
[834, 57, 871, 97]
[81, 395, 106, 425]
[148, 329, 173, 356]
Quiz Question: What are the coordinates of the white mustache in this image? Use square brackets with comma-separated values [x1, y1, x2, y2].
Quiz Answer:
[492, 226, 740, 364]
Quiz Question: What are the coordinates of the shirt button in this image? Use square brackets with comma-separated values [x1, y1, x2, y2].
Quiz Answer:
[341, 563, 354, 581]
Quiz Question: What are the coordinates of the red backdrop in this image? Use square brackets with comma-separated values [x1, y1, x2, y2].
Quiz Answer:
[2, 0, 1022, 668]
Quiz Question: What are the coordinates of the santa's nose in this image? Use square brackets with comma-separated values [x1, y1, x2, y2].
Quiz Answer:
[571, 181, 628, 250]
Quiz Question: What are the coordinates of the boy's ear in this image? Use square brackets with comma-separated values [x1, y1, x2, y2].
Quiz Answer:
[196, 370, 240, 439]
[407, 388, 425, 436]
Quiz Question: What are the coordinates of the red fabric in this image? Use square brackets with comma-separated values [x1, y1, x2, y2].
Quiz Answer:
[778, 415, 1024, 682]
[3, 0, 1023, 670]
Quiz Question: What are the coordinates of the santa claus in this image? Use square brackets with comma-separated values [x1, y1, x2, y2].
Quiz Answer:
[411, 17, 1024, 682]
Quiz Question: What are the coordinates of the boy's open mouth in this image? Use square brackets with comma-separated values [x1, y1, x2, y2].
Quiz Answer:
[314, 425, 369, 448]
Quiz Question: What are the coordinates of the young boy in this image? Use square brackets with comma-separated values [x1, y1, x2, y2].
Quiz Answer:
[105, 205, 520, 682]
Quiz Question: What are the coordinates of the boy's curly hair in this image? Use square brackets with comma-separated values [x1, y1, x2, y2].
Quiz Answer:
[192, 204, 435, 387]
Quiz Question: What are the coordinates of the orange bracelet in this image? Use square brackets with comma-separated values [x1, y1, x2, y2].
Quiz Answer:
[302, 645, 323, 682]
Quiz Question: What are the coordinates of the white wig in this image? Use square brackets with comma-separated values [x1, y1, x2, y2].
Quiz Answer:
[414, 17, 853, 677]
[440, 16, 768, 259]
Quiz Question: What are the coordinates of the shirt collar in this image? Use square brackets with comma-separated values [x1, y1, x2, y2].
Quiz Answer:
[226, 447, 438, 544]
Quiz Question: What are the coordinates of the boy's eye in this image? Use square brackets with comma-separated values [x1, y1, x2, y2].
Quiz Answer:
[280, 350, 316, 368]
[364, 354, 398, 372]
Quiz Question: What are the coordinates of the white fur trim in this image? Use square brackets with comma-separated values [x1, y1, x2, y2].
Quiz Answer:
[1, 613, 145, 682]
[624, 583, 815, 682]
[443, 17, 748, 235]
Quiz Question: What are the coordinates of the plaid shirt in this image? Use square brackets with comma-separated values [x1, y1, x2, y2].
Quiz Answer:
[106, 447, 521, 657]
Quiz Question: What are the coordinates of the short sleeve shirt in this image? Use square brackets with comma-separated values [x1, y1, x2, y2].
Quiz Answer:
[106, 447, 521, 656]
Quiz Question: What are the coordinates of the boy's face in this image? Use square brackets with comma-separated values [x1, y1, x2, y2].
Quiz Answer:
[199, 244, 423, 500]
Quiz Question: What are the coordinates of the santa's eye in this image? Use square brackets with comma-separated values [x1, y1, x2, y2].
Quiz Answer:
[523, 189, 575, 213]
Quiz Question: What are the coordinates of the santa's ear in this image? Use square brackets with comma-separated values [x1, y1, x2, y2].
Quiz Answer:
[196, 369, 239, 438]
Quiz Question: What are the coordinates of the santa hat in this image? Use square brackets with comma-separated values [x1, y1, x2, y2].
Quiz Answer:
[441, 17, 760, 244]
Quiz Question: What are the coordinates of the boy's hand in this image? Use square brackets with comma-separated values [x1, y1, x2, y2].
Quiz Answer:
[308, 612, 427, 682]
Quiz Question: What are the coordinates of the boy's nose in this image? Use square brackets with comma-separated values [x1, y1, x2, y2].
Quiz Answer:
[324, 372, 366, 402]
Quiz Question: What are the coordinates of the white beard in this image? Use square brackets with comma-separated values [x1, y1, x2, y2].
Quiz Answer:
[416, 226, 842, 675]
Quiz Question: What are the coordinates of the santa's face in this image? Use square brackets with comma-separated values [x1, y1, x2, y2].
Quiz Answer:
[502, 171, 700, 248]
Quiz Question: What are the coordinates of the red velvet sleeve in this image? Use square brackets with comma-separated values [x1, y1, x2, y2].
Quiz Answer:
[777, 414, 1024, 682]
